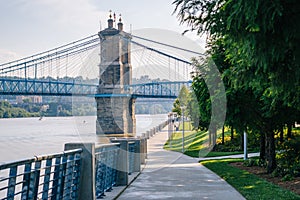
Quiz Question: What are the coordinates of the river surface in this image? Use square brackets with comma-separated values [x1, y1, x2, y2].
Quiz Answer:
[0, 114, 167, 163]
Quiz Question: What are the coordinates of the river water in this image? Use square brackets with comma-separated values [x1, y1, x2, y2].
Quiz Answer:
[0, 114, 167, 163]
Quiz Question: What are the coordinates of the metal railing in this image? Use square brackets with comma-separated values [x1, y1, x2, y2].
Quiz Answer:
[0, 149, 82, 200]
[0, 78, 97, 96]
[128, 141, 137, 175]
[94, 143, 120, 198]
[0, 120, 168, 200]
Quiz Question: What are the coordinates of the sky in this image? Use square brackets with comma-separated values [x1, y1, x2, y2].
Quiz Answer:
[0, 0, 205, 63]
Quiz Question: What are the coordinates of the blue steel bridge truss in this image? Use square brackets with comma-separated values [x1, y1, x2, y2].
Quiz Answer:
[0, 78, 97, 96]
[125, 81, 192, 98]
[0, 33, 196, 99]
[0, 78, 192, 98]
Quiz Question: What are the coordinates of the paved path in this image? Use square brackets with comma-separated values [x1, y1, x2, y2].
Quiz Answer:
[117, 129, 245, 200]
[198, 152, 260, 161]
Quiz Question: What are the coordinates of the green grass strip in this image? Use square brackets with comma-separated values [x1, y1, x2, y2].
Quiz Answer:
[201, 159, 300, 200]
[164, 130, 251, 158]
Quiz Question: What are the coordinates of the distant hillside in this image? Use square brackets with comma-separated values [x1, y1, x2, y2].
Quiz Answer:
[0, 101, 39, 118]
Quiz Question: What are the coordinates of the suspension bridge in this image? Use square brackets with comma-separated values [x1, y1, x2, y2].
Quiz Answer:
[0, 14, 204, 137]
[0, 15, 219, 200]
[0, 28, 199, 99]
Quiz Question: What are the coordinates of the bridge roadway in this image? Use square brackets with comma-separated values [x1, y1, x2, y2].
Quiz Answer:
[117, 128, 245, 200]
[0, 78, 191, 98]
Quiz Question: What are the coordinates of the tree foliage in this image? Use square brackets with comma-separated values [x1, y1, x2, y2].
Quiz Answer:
[172, 85, 191, 116]
[0, 101, 39, 118]
[173, 0, 300, 172]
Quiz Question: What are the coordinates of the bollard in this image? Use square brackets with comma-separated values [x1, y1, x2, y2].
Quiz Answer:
[64, 143, 96, 200]
[111, 139, 129, 186]
[146, 131, 150, 139]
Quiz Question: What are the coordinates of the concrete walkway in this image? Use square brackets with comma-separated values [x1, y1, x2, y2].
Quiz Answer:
[117, 129, 245, 200]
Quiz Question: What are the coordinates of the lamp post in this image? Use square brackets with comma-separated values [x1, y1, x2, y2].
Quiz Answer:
[181, 106, 185, 153]
[244, 131, 248, 160]
[168, 112, 173, 140]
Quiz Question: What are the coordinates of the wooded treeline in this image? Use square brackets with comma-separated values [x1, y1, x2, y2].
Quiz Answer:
[173, 0, 300, 173]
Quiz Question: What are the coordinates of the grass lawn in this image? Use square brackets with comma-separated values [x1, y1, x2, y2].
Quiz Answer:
[201, 158, 300, 200]
[164, 128, 250, 158]
[164, 130, 211, 157]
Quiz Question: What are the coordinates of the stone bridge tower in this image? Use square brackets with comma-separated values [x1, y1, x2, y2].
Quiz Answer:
[96, 14, 136, 137]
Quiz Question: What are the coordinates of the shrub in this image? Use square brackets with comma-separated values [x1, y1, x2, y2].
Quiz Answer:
[275, 137, 300, 177]
[243, 159, 257, 167]
[282, 174, 294, 181]
[243, 158, 266, 167]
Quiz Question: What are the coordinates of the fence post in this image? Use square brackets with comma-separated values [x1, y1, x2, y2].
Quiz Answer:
[133, 139, 141, 172]
[146, 131, 150, 139]
[111, 140, 129, 186]
[144, 138, 148, 159]
[64, 143, 95, 200]
[140, 137, 146, 164]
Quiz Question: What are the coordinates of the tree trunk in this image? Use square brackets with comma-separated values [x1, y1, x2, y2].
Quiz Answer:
[265, 130, 276, 173]
[222, 126, 225, 145]
[236, 128, 243, 151]
[212, 126, 216, 149]
[230, 126, 234, 141]
[260, 133, 266, 161]
[209, 126, 217, 150]
[279, 127, 284, 143]
[287, 123, 292, 139]
[240, 133, 244, 151]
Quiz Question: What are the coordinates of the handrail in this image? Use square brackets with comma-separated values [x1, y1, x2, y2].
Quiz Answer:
[0, 148, 82, 200]
[0, 148, 82, 170]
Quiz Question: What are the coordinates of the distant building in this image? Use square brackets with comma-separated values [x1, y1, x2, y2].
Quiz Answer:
[31, 96, 43, 103]
[16, 96, 43, 104]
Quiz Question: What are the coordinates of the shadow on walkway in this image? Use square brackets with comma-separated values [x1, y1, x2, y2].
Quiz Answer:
[117, 129, 246, 200]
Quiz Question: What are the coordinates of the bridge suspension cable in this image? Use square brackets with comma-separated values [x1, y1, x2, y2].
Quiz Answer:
[0, 34, 100, 76]
[132, 34, 204, 56]
[130, 39, 195, 82]
[0, 31, 197, 97]
[0, 34, 98, 67]
[131, 40, 191, 65]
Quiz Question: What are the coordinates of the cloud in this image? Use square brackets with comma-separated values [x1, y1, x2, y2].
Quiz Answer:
[31, 0, 107, 30]
[0, 49, 21, 64]
[0, 0, 206, 58]
[0, 1, 108, 56]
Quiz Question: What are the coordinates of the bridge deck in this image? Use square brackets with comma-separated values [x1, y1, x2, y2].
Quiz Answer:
[117, 128, 245, 200]
[0, 78, 191, 98]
